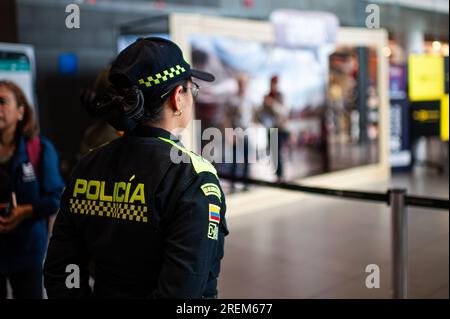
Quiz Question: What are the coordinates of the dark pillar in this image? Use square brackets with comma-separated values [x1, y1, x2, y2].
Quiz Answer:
[0, 0, 18, 43]
[357, 46, 369, 144]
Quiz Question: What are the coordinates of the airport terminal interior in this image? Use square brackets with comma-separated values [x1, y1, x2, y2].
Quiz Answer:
[0, 0, 449, 299]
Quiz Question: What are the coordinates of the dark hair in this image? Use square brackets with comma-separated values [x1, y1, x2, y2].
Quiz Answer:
[0, 80, 39, 139]
[142, 78, 189, 123]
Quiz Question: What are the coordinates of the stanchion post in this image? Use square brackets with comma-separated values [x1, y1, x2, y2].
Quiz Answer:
[390, 188, 408, 299]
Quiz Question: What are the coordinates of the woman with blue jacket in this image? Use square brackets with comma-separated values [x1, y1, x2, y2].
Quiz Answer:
[0, 80, 64, 299]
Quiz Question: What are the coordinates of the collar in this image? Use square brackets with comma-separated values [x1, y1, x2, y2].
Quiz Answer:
[127, 125, 180, 142]
[9, 134, 28, 173]
[13, 134, 28, 164]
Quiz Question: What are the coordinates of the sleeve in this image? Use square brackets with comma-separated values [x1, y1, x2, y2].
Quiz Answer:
[150, 172, 228, 299]
[43, 171, 92, 299]
[32, 139, 65, 219]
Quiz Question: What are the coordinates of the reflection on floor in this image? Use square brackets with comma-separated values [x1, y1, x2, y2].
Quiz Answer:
[218, 168, 449, 299]
[219, 141, 379, 192]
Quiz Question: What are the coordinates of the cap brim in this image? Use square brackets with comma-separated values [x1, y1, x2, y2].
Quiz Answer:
[191, 69, 215, 82]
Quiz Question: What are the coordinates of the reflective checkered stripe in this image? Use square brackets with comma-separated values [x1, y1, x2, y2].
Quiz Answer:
[138, 65, 187, 88]
[69, 198, 148, 223]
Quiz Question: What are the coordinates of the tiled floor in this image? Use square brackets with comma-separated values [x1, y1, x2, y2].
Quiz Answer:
[218, 168, 449, 299]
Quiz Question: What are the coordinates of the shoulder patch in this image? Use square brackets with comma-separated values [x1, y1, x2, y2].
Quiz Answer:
[159, 137, 218, 179]
[208, 223, 219, 241]
[201, 183, 222, 203]
[209, 203, 221, 223]
[208, 204, 220, 240]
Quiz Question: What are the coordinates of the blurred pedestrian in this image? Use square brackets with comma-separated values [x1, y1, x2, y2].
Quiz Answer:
[79, 68, 120, 156]
[225, 74, 252, 192]
[0, 81, 64, 299]
[257, 75, 289, 182]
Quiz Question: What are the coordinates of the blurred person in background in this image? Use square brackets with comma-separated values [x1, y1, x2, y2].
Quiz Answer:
[225, 74, 253, 192]
[257, 75, 289, 182]
[79, 68, 120, 156]
[0, 81, 64, 299]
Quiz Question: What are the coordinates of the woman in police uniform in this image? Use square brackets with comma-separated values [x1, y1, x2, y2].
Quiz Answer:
[44, 38, 228, 298]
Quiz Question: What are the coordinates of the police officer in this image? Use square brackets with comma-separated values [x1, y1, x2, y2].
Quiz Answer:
[44, 37, 229, 299]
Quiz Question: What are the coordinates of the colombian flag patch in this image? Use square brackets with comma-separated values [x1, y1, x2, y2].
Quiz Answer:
[209, 203, 221, 223]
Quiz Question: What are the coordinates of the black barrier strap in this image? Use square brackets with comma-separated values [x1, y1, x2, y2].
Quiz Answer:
[220, 175, 449, 211]
[405, 196, 450, 210]
[220, 175, 389, 204]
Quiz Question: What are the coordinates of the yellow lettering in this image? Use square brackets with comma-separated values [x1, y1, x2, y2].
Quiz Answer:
[72, 179, 146, 204]
[114, 182, 126, 203]
[100, 181, 113, 202]
[125, 183, 131, 203]
[73, 179, 87, 198]
[86, 180, 100, 200]
[130, 183, 146, 204]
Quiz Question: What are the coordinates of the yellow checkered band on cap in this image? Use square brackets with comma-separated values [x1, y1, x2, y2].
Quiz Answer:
[138, 65, 187, 88]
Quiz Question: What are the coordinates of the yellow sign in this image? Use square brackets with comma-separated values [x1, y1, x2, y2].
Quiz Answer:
[442, 95, 449, 141]
[408, 55, 444, 102]
[412, 109, 440, 122]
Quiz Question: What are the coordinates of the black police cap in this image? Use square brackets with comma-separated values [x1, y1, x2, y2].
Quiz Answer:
[109, 37, 214, 94]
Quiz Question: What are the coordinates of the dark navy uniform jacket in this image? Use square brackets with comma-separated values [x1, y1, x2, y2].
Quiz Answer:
[44, 126, 228, 299]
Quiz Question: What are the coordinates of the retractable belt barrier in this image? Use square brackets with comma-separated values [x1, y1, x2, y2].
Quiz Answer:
[220, 174, 449, 299]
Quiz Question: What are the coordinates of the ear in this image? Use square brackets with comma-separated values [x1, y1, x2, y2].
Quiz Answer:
[170, 85, 184, 113]
[17, 105, 25, 121]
